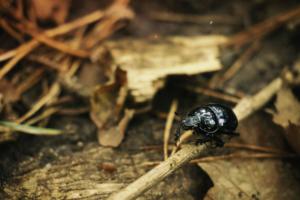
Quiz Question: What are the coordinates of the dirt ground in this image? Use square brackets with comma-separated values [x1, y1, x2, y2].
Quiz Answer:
[1, 0, 300, 199]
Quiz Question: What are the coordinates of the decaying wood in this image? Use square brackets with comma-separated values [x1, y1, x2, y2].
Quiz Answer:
[3, 146, 127, 199]
[105, 35, 228, 102]
[107, 145, 209, 200]
[2, 143, 198, 200]
[107, 76, 283, 200]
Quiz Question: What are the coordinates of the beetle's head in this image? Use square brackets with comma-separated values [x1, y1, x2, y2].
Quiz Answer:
[181, 117, 197, 129]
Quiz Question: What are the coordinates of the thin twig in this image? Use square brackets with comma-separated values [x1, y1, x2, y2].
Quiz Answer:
[192, 152, 297, 163]
[15, 68, 44, 97]
[228, 6, 300, 47]
[0, 19, 23, 42]
[142, 152, 298, 167]
[184, 85, 241, 103]
[225, 142, 288, 154]
[20, 26, 89, 58]
[138, 142, 289, 155]
[107, 76, 283, 200]
[233, 77, 282, 121]
[220, 42, 260, 84]
[27, 55, 62, 71]
[16, 82, 60, 123]
[57, 107, 89, 115]
[107, 145, 208, 200]
[163, 99, 178, 160]
[209, 41, 260, 88]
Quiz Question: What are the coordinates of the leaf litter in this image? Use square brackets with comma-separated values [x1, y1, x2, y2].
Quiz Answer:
[0, 0, 300, 199]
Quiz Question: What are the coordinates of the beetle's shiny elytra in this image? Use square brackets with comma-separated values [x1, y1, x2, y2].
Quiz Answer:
[175, 103, 238, 147]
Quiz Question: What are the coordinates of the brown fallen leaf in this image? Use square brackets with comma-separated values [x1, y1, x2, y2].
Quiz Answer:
[98, 109, 135, 147]
[31, 0, 71, 24]
[199, 113, 300, 200]
[272, 86, 300, 154]
[90, 67, 132, 147]
[78, 47, 114, 89]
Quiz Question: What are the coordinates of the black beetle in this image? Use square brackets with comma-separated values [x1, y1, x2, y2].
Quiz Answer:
[175, 103, 238, 147]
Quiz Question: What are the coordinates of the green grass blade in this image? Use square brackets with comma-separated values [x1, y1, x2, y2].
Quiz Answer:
[0, 121, 63, 135]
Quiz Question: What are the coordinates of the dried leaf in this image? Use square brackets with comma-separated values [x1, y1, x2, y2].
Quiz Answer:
[90, 68, 131, 147]
[200, 157, 300, 200]
[105, 35, 227, 102]
[199, 113, 300, 199]
[31, 0, 71, 24]
[98, 109, 135, 147]
[272, 87, 300, 154]
[78, 47, 114, 88]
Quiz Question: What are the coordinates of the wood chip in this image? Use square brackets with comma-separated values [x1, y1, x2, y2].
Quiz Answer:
[105, 35, 227, 102]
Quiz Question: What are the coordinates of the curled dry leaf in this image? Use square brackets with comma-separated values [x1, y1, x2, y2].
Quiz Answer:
[272, 87, 300, 154]
[78, 47, 114, 92]
[105, 35, 227, 103]
[90, 67, 133, 147]
[31, 0, 71, 24]
[98, 109, 135, 147]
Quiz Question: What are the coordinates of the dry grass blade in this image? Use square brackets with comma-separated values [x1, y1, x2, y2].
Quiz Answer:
[0, 40, 38, 80]
[0, 121, 62, 135]
[21, 27, 89, 58]
[16, 83, 60, 123]
[27, 55, 62, 71]
[0, 49, 17, 62]
[163, 99, 178, 160]
[0, 10, 105, 79]
[25, 107, 59, 125]
[15, 68, 44, 97]
[57, 107, 89, 115]
[0, 19, 23, 42]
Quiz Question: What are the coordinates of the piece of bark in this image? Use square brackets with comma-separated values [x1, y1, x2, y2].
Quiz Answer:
[105, 35, 227, 103]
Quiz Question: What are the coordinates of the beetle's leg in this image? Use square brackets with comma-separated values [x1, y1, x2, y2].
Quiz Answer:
[211, 135, 224, 147]
[222, 129, 239, 136]
[195, 137, 211, 145]
[175, 124, 182, 141]
[194, 132, 210, 145]
[229, 132, 239, 137]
